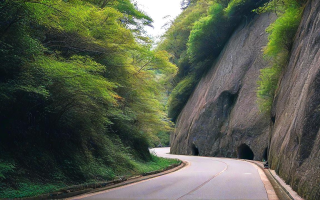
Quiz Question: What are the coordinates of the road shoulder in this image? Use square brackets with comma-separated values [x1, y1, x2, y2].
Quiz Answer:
[249, 162, 279, 200]
[64, 161, 188, 200]
[247, 160, 304, 200]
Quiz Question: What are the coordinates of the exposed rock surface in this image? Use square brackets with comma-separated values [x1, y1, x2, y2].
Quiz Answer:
[171, 1, 320, 199]
[269, 1, 320, 199]
[170, 13, 276, 160]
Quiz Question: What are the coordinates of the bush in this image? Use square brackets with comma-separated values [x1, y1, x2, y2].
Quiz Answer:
[167, 75, 198, 122]
[0, 160, 15, 181]
[188, 0, 267, 63]
[264, 4, 302, 57]
[257, 1, 303, 112]
[257, 64, 282, 112]
[224, 0, 267, 17]
[187, 3, 226, 63]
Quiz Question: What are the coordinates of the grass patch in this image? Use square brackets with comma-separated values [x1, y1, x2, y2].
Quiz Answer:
[131, 153, 181, 174]
[0, 181, 65, 199]
[0, 153, 180, 199]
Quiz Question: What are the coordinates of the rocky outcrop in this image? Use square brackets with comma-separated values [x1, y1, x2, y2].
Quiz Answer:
[268, 1, 320, 199]
[171, 1, 320, 199]
[170, 13, 276, 160]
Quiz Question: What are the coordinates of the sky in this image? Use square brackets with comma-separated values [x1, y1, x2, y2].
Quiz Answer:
[133, 0, 183, 42]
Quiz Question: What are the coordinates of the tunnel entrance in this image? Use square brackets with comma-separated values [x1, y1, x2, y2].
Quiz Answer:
[263, 147, 268, 161]
[271, 115, 276, 124]
[191, 144, 199, 156]
[237, 144, 254, 160]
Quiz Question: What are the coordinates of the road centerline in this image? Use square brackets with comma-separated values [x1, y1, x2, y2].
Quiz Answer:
[176, 160, 229, 200]
[75, 148, 271, 200]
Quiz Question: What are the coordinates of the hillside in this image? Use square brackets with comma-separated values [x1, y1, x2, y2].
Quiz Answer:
[161, 0, 320, 199]
[0, 0, 177, 198]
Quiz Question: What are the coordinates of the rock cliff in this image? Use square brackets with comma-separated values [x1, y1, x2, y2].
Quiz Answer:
[170, 12, 276, 160]
[268, 0, 320, 199]
[170, 1, 320, 199]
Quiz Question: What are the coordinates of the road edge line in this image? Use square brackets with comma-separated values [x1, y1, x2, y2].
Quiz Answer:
[249, 161, 279, 200]
[62, 160, 187, 200]
[18, 160, 186, 200]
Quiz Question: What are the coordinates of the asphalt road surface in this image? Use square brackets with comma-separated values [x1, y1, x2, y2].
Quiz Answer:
[77, 147, 268, 200]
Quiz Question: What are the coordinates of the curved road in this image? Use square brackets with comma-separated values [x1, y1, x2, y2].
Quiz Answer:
[76, 148, 269, 200]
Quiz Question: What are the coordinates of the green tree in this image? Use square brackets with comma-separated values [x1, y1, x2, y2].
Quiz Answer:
[0, 0, 177, 197]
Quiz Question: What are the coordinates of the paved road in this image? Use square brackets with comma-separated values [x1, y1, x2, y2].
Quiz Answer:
[77, 147, 268, 200]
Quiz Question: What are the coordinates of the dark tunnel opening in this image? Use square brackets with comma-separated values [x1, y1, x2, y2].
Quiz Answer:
[219, 91, 239, 119]
[237, 144, 254, 160]
[191, 144, 199, 156]
[263, 147, 268, 161]
[271, 115, 276, 124]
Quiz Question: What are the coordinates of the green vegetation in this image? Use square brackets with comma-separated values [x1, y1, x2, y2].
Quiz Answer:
[0, 0, 177, 198]
[0, 182, 65, 199]
[156, 131, 171, 147]
[157, 0, 212, 122]
[159, 0, 267, 121]
[131, 154, 180, 174]
[187, 3, 225, 63]
[167, 75, 198, 121]
[256, 0, 304, 112]
[0, 155, 180, 198]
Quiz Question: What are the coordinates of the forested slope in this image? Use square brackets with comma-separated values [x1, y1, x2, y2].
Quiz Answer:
[0, 0, 177, 198]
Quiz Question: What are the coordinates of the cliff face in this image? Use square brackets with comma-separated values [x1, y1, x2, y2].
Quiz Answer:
[268, 0, 320, 199]
[170, 13, 276, 160]
[171, 1, 320, 199]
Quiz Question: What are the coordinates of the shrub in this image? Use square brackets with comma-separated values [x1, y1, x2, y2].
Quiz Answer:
[187, 3, 228, 63]
[0, 160, 15, 181]
[167, 75, 198, 122]
[257, 1, 303, 112]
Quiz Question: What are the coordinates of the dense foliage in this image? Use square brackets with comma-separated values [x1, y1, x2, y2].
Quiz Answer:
[157, 0, 212, 120]
[159, 0, 266, 122]
[256, 0, 304, 112]
[0, 0, 177, 197]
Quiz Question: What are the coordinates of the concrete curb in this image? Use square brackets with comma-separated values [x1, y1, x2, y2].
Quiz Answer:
[19, 160, 186, 200]
[250, 162, 279, 200]
[268, 169, 304, 200]
[268, 169, 294, 200]
[246, 160, 293, 200]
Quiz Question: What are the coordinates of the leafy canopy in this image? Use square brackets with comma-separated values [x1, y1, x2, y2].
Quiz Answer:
[0, 0, 177, 196]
